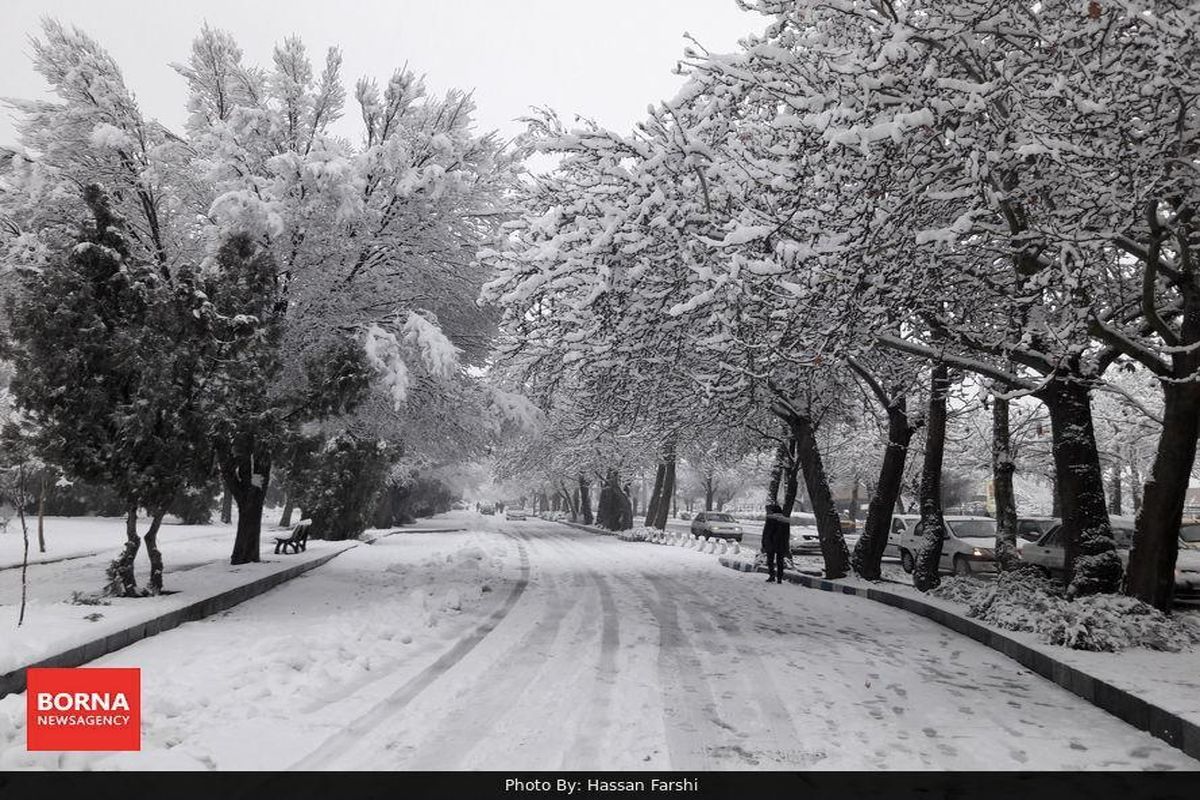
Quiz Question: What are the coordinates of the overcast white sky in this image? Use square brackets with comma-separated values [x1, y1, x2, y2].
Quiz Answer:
[0, 0, 765, 148]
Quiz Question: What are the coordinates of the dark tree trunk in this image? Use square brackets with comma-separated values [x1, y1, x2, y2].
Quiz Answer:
[37, 473, 46, 554]
[279, 493, 295, 528]
[704, 474, 715, 512]
[992, 395, 1021, 571]
[220, 490, 233, 524]
[913, 363, 949, 592]
[578, 474, 593, 525]
[220, 439, 272, 565]
[645, 463, 666, 525]
[781, 443, 800, 516]
[852, 396, 915, 580]
[1123, 450, 1142, 513]
[1051, 474, 1062, 518]
[1039, 374, 1120, 597]
[767, 442, 786, 506]
[618, 481, 634, 530]
[1108, 463, 1123, 516]
[775, 407, 848, 579]
[651, 440, 676, 529]
[109, 506, 142, 597]
[595, 478, 612, 529]
[143, 510, 166, 595]
[1127, 382, 1200, 609]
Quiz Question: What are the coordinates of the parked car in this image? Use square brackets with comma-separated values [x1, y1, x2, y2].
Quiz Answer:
[678, 512, 692, 520]
[1022, 517, 1200, 601]
[1177, 524, 1200, 600]
[1016, 516, 1059, 542]
[789, 512, 823, 555]
[885, 514, 920, 559]
[898, 515, 998, 576]
[690, 512, 744, 541]
[505, 507, 528, 521]
[479, 504, 496, 516]
[1020, 517, 1136, 576]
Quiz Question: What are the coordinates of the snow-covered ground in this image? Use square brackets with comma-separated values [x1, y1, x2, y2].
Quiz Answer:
[1, 512, 1194, 770]
[0, 515, 353, 677]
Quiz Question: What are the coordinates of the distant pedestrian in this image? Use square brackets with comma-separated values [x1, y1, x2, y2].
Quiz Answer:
[761, 503, 790, 584]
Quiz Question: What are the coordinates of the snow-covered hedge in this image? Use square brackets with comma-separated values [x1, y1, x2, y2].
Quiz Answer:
[932, 571, 1200, 652]
[616, 526, 655, 542]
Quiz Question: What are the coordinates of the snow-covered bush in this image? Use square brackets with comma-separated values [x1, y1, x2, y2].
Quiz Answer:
[933, 571, 1200, 652]
[617, 526, 655, 542]
[289, 433, 397, 541]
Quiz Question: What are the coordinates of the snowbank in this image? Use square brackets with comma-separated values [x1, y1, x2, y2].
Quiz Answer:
[932, 571, 1200, 652]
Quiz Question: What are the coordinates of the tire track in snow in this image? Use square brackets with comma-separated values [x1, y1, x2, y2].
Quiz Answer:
[293, 531, 531, 771]
[561, 571, 621, 768]
[396, 545, 586, 768]
[648, 573, 808, 767]
[398, 525, 620, 768]
[622, 574, 722, 770]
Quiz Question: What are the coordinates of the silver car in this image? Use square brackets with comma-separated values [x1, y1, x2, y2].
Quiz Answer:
[1023, 518, 1200, 600]
[898, 515, 998, 576]
[690, 512, 744, 541]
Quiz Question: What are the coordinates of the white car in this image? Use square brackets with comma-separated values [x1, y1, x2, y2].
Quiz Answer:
[788, 512, 824, 555]
[1021, 517, 1200, 601]
[689, 512, 744, 541]
[897, 515, 998, 576]
[504, 508, 528, 521]
[886, 514, 919, 559]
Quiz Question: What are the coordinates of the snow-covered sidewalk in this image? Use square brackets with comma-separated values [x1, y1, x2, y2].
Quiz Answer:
[714, 550, 1200, 761]
[0, 516, 357, 685]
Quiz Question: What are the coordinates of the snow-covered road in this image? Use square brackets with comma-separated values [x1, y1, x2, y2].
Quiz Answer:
[2, 514, 1196, 770]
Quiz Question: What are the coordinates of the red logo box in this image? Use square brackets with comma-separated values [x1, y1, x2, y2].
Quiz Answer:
[26, 667, 141, 751]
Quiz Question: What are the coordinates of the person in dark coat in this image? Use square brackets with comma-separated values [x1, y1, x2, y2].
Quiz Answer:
[761, 503, 791, 583]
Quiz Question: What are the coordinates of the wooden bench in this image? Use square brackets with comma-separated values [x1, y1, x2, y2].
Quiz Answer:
[274, 519, 312, 555]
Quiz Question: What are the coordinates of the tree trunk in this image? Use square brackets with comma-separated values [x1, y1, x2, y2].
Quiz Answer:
[578, 474, 593, 525]
[109, 506, 142, 597]
[143, 510, 166, 595]
[37, 472, 46, 554]
[913, 363, 949, 592]
[776, 407, 848, 579]
[279, 493, 295, 528]
[704, 473, 715, 512]
[595, 478, 612, 529]
[651, 440, 676, 529]
[992, 395, 1020, 571]
[1129, 454, 1142, 513]
[781, 443, 800, 516]
[220, 489, 233, 524]
[645, 462, 665, 525]
[617, 480, 634, 530]
[1108, 463, 1123, 516]
[767, 442, 786, 506]
[17, 467, 30, 626]
[1126, 382, 1200, 609]
[852, 397, 915, 580]
[220, 439, 272, 565]
[1051, 474, 1062, 518]
[1039, 374, 1120, 597]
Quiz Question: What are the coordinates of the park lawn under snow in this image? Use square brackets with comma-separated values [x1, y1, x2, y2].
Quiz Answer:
[0, 525, 522, 770]
[0, 515, 355, 678]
